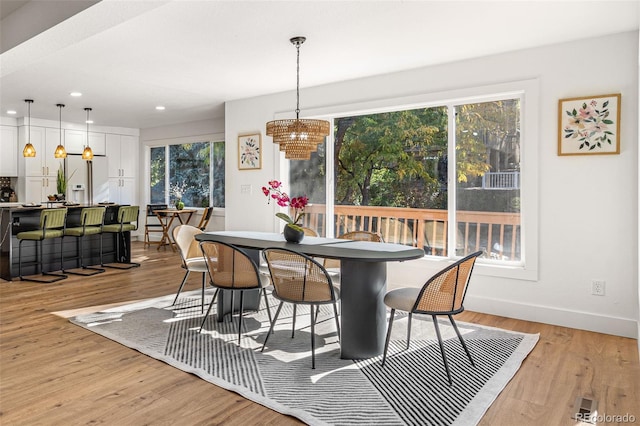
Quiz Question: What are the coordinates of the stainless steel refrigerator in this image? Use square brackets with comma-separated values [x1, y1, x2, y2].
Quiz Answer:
[65, 155, 109, 205]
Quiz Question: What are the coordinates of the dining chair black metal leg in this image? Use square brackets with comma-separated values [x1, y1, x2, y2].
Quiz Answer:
[172, 270, 190, 306]
[229, 291, 235, 323]
[310, 304, 316, 369]
[449, 314, 475, 366]
[261, 301, 284, 352]
[238, 291, 244, 344]
[432, 315, 453, 385]
[201, 272, 206, 313]
[199, 291, 218, 333]
[291, 304, 297, 338]
[332, 301, 341, 340]
[406, 312, 412, 350]
[261, 287, 273, 325]
[381, 308, 395, 367]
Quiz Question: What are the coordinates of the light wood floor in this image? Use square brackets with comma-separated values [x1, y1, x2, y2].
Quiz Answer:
[1, 242, 638, 425]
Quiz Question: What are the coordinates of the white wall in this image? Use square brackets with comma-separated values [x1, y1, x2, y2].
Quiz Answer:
[225, 31, 639, 338]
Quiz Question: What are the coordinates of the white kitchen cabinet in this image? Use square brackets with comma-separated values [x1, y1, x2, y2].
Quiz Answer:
[21, 126, 64, 178]
[64, 130, 106, 156]
[109, 177, 136, 205]
[106, 134, 137, 178]
[0, 125, 18, 176]
[24, 176, 55, 203]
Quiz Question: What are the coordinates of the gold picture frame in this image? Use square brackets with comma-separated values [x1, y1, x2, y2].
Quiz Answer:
[558, 93, 621, 156]
[238, 133, 262, 170]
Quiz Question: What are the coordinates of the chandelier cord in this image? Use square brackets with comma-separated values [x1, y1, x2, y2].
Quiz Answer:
[295, 41, 300, 119]
[59, 105, 62, 142]
[28, 101, 31, 145]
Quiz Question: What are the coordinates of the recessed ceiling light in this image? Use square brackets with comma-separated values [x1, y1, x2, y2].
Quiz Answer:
[7, 110, 16, 114]
[155, 105, 165, 110]
[70, 92, 82, 97]
[85, 120, 94, 124]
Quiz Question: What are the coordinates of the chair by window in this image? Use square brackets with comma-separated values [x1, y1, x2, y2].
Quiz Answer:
[144, 204, 168, 248]
[17, 208, 68, 283]
[63, 207, 106, 276]
[198, 241, 272, 345]
[323, 230, 384, 275]
[196, 207, 214, 231]
[261, 247, 341, 369]
[340, 230, 384, 242]
[172, 225, 209, 312]
[101, 205, 140, 269]
[381, 250, 483, 384]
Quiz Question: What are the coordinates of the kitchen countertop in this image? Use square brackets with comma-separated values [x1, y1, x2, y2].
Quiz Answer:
[0, 202, 119, 210]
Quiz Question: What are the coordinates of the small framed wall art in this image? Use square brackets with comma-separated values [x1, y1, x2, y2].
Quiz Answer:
[558, 93, 621, 156]
[238, 133, 262, 170]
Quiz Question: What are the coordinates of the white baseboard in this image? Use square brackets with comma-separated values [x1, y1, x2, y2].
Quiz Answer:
[465, 295, 638, 339]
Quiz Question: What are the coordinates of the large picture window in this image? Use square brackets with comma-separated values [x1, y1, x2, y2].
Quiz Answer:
[149, 140, 225, 208]
[291, 91, 527, 267]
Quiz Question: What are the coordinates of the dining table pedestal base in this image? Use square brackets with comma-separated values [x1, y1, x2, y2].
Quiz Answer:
[339, 260, 387, 359]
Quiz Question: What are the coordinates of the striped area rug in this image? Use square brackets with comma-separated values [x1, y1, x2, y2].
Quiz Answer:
[71, 291, 538, 426]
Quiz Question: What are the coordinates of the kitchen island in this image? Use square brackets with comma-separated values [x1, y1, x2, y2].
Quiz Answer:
[0, 204, 133, 281]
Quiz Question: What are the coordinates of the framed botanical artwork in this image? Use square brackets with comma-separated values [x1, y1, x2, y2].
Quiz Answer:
[238, 133, 262, 170]
[558, 93, 621, 156]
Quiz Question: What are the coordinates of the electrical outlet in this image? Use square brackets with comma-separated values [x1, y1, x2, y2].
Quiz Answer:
[591, 280, 606, 296]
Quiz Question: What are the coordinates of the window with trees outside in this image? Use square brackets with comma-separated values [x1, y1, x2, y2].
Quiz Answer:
[150, 141, 225, 208]
[290, 93, 524, 265]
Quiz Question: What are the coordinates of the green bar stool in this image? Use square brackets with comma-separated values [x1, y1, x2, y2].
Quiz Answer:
[63, 207, 106, 276]
[101, 205, 140, 269]
[17, 208, 68, 283]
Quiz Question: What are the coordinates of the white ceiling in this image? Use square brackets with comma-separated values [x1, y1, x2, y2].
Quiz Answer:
[1, 0, 638, 130]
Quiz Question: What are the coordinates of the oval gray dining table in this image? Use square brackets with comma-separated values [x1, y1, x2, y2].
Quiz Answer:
[195, 231, 424, 359]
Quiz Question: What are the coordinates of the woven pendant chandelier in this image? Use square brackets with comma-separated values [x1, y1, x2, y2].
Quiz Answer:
[266, 36, 329, 160]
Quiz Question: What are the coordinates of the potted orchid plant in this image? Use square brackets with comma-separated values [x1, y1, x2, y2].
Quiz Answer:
[262, 180, 309, 243]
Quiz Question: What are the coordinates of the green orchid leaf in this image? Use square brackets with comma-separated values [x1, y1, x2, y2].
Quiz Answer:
[275, 212, 294, 224]
[287, 223, 304, 232]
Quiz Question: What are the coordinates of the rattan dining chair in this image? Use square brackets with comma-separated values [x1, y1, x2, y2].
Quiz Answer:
[340, 230, 384, 242]
[198, 240, 272, 345]
[323, 229, 384, 277]
[381, 250, 483, 384]
[172, 225, 210, 312]
[261, 247, 341, 369]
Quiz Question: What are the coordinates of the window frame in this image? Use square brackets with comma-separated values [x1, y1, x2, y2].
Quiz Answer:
[144, 133, 226, 212]
[277, 79, 539, 281]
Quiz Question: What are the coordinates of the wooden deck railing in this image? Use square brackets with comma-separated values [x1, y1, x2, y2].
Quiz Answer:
[299, 204, 521, 260]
